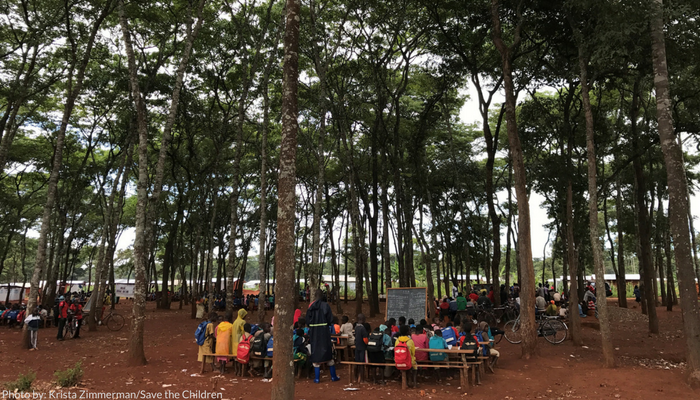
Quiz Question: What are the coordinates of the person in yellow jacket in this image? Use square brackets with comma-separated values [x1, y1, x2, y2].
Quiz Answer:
[230, 308, 247, 356]
[395, 324, 418, 387]
[215, 312, 234, 374]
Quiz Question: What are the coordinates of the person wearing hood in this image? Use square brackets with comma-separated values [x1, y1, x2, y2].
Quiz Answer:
[306, 289, 340, 383]
[231, 308, 247, 357]
[215, 312, 234, 374]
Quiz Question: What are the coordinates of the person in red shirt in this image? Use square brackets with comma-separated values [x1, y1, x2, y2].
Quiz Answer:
[468, 291, 479, 302]
[56, 296, 69, 341]
[69, 299, 83, 339]
[487, 287, 495, 303]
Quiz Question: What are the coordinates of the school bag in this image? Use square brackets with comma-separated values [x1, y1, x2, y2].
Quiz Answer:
[367, 332, 384, 353]
[441, 327, 457, 346]
[460, 334, 479, 360]
[266, 336, 274, 357]
[394, 339, 412, 370]
[237, 334, 251, 364]
[250, 324, 260, 336]
[429, 336, 447, 362]
[194, 321, 210, 346]
[475, 331, 489, 356]
[251, 333, 266, 357]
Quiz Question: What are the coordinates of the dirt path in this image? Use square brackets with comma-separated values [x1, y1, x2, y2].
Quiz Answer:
[1, 299, 696, 399]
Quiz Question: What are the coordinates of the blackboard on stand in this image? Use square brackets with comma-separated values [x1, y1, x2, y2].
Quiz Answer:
[385, 287, 428, 324]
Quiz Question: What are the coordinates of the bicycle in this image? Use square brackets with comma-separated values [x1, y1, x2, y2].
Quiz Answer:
[503, 313, 568, 344]
[100, 309, 125, 331]
[63, 315, 79, 339]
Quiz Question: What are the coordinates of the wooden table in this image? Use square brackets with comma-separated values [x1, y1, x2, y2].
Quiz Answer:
[415, 347, 483, 391]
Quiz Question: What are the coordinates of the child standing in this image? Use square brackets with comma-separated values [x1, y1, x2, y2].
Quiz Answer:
[354, 314, 369, 383]
[24, 308, 41, 350]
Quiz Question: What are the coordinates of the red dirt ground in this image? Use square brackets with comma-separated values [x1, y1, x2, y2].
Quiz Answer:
[1, 299, 698, 400]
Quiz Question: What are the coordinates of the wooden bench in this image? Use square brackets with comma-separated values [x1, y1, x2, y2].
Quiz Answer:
[199, 352, 301, 377]
[340, 360, 472, 390]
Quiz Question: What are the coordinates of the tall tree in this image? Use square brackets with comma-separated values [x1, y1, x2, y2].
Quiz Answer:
[491, 0, 537, 359]
[270, 0, 300, 397]
[649, 0, 700, 385]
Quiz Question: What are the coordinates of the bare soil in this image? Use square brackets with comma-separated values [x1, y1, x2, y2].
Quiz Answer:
[1, 298, 697, 399]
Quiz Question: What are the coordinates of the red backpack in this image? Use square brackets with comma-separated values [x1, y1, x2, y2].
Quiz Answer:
[237, 334, 251, 364]
[394, 339, 412, 371]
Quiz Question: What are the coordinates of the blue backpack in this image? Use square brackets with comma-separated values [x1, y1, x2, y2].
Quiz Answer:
[429, 336, 447, 361]
[250, 324, 260, 336]
[442, 327, 457, 346]
[475, 331, 489, 356]
[266, 336, 274, 357]
[195, 321, 210, 346]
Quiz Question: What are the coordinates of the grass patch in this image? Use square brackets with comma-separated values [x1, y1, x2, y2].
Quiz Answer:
[5, 370, 35, 391]
[54, 361, 83, 387]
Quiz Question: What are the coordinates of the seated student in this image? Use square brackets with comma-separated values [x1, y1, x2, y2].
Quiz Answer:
[198, 312, 218, 370]
[458, 320, 472, 348]
[397, 316, 407, 332]
[367, 326, 387, 384]
[408, 318, 416, 328]
[250, 323, 272, 376]
[545, 300, 558, 316]
[468, 290, 479, 302]
[215, 312, 234, 374]
[353, 314, 369, 383]
[428, 328, 448, 365]
[478, 321, 500, 373]
[332, 316, 341, 335]
[431, 317, 442, 332]
[340, 315, 355, 342]
[237, 323, 254, 376]
[395, 325, 418, 387]
[535, 294, 547, 314]
[477, 291, 492, 309]
[456, 292, 468, 311]
[293, 328, 310, 376]
[388, 318, 399, 334]
[411, 325, 429, 364]
[380, 324, 395, 381]
[439, 298, 450, 320]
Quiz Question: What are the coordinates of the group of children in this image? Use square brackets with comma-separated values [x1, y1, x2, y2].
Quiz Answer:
[349, 315, 500, 386]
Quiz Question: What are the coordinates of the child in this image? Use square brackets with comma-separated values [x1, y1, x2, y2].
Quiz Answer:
[428, 329, 448, 362]
[237, 323, 253, 376]
[408, 318, 416, 328]
[412, 325, 429, 363]
[367, 326, 386, 384]
[293, 328, 309, 377]
[478, 321, 500, 372]
[388, 318, 399, 335]
[395, 324, 417, 388]
[354, 314, 369, 383]
[24, 308, 41, 351]
[215, 312, 233, 374]
[332, 316, 341, 334]
[340, 315, 355, 342]
[198, 312, 218, 371]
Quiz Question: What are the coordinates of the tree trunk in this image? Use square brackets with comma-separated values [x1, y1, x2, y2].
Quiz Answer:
[491, 0, 536, 359]
[271, 0, 300, 396]
[630, 78, 659, 334]
[566, 181, 583, 346]
[650, 0, 700, 383]
[579, 52, 614, 366]
[615, 180, 628, 308]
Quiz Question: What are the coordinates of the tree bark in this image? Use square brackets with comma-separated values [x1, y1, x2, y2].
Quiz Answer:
[579, 52, 615, 367]
[491, 0, 536, 359]
[270, 0, 300, 397]
[650, 0, 700, 383]
[566, 180, 583, 346]
[615, 180, 627, 308]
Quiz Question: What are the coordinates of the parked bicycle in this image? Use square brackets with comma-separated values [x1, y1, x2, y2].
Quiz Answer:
[503, 313, 568, 344]
[100, 310, 125, 331]
[62, 315, 79, 339]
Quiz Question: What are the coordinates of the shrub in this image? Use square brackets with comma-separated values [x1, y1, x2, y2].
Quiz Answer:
[5, 370, 35, 391]
[54, 361, 83, 387]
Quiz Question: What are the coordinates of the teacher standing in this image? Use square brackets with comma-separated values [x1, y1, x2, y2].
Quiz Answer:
[306, 289, 340, 383]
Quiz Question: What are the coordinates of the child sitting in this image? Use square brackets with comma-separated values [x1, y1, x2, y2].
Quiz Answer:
[340, 315, 355, 342]
[478, 321, 499, 373]
[412, 325, 429, 363]
[395, 324, 417, 388]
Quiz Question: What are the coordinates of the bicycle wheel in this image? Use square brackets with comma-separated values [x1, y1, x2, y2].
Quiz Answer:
[503, 320, 522, 344]
[63, 321, 74, 339]
[542, 320, 567, 344]
[106, 313, 125, 331]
